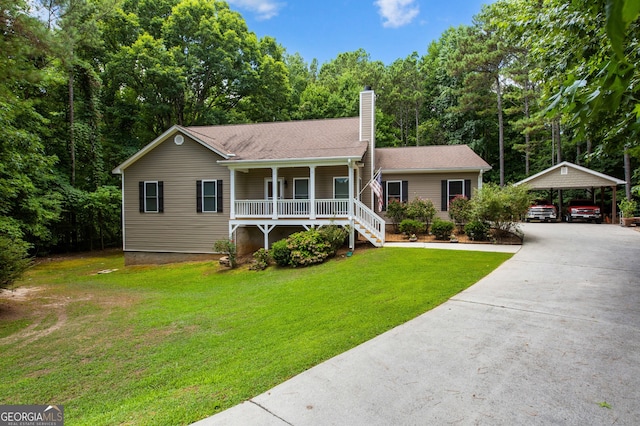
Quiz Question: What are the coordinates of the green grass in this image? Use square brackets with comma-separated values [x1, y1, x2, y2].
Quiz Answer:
[0, 248, 511, 425]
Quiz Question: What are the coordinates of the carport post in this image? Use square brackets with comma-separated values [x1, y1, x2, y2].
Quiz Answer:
[612, 186, 617, 223]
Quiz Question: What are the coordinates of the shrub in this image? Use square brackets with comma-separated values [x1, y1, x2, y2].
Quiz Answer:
[470, 183, 532, 241]
[213, 239, 237, 268]
[250, 248, 271, 271]
[430, 218, 455, 240]
[272, 227, 348, 268]
[386, 200, 407, 232]
[399, 219, 426, 236]
[287, 230, 331, 267]
[464, 220, 490, 241]
[317, 225, 349, 255]
[271, 239, 291, 267]
[406, 198, 436, 231]
[0, 235, 31, 289]
[449, 195, 472, 225]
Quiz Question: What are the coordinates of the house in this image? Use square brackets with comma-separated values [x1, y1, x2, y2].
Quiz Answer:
[113, 88, 491, 265]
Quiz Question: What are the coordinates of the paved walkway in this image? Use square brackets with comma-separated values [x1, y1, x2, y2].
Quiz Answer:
[194, 223, 640, 425]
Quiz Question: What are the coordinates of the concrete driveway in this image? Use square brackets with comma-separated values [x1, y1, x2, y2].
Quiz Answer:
[194, 223, 640, 425]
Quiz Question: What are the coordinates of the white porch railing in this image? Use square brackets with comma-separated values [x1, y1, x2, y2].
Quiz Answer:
[354, 199, 385, 246]
[235, 199, 349, 218]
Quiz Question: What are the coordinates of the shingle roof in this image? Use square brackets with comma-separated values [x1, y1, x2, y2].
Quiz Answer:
[376, 145, 491, 171]
[183, 117, 367, 161]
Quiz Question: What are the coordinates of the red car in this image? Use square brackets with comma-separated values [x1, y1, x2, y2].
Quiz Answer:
[566, 199, 602, 223]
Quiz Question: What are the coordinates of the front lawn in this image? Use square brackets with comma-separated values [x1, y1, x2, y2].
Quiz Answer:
[0, 248, 511, 425]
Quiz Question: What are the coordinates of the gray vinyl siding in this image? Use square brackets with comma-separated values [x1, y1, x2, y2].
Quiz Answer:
[380, 172, 480, 221]
[123, 135, 229, 253]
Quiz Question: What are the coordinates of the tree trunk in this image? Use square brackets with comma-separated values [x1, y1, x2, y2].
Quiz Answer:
[624, 149, 632, 200]
[523, 86, 531, 175]
[69, 67, 75, 187]
[496, 75, 504, 187]
[554, 120, 562, 164]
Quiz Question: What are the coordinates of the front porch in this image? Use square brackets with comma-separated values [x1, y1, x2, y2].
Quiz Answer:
[229, 199, 385, 250]
[224, 158, 385, 250]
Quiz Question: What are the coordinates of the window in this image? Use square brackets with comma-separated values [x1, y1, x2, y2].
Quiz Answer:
[441, 179, 471, 211]
[386, 181, 402, 205]
[139, 181, 163, 213]
[448, 180, 464, 203]
[334, 177, 349, 199]
[381, 180, 408, 210]
[265, 178, 284, 199]
[197, 180, 223, 213]
[294, 178, 309, 199]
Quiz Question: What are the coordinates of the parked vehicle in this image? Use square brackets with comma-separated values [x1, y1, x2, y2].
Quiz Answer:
[566, 199, 602, 223]
[526, 202, 558, 222]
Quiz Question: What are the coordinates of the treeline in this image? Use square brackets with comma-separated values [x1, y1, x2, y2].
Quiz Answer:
[1, 0, 639, 261]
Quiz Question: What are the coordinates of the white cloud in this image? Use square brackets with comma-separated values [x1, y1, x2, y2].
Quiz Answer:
[374, 0, 419, 28]
[227, 0, 284, 20]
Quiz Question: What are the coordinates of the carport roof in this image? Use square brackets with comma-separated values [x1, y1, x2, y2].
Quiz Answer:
[513, 161, 626, 190]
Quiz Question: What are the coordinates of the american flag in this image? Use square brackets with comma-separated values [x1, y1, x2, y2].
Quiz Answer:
[371, 169, 383, 212]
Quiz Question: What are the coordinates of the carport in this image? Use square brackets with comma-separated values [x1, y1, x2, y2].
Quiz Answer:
[514, 161, 626, 222]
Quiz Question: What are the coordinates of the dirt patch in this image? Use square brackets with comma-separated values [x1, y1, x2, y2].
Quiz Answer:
[0, 286, 45, 302]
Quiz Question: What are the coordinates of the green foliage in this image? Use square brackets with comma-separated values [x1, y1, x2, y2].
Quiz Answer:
[285, 230, 331, 268]
[471, 183, 532, 240]
[464, 220, 490, 241]
[213, 239, 237, 268]
[399, 219, 426, 236]
[430, 218, 455, 240]
[406, 197, 437, 226]
[317, 225, 349, 254]
[250, 248, 271, 271]
[0, 234, 31, 289]
[618, 198, 638, 217]
[448, 195, 472, 225]
[272, 227, 348, 268]
[386, 200, 407, 231]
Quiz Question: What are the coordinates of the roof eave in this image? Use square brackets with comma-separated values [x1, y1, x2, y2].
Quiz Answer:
[219, 155, 365, 168]
[112, 125, 231, 174]
[381, 166, 492, 174]
[514, 161, 626, 186]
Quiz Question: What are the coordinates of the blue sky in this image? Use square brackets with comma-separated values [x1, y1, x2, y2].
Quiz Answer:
[227, 0, 492, 65]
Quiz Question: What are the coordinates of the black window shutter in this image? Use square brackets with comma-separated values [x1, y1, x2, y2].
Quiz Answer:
[196, 180, 202, 213]
[217, 180, 223, 213]
[465, 179, 471, 199]
[402, 181, 408, 203]
[441, 180, 448, 211]
[139, 181, 144, 212]
[382, 181, 387, 211]
[158, 181, 164, 213]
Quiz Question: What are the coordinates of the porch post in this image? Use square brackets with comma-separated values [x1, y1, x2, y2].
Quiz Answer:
[271, 167, 278, 219]
[348, 160, 354, 219]
[309, 165, 316, 219]
[230, 168, 236, 219]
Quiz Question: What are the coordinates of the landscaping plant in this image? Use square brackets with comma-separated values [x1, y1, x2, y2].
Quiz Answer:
[430, 218, 455, 240]
[213, 239, 237, 268]
[406, 197, 436, 232]
[399, 219, 426, 237]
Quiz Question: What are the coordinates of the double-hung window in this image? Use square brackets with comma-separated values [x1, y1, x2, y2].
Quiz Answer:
[202, 180, 217, 212]
[197, 180, 223, 213]
[441, 179, 471, 211]
[139, 181, 163, 213]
